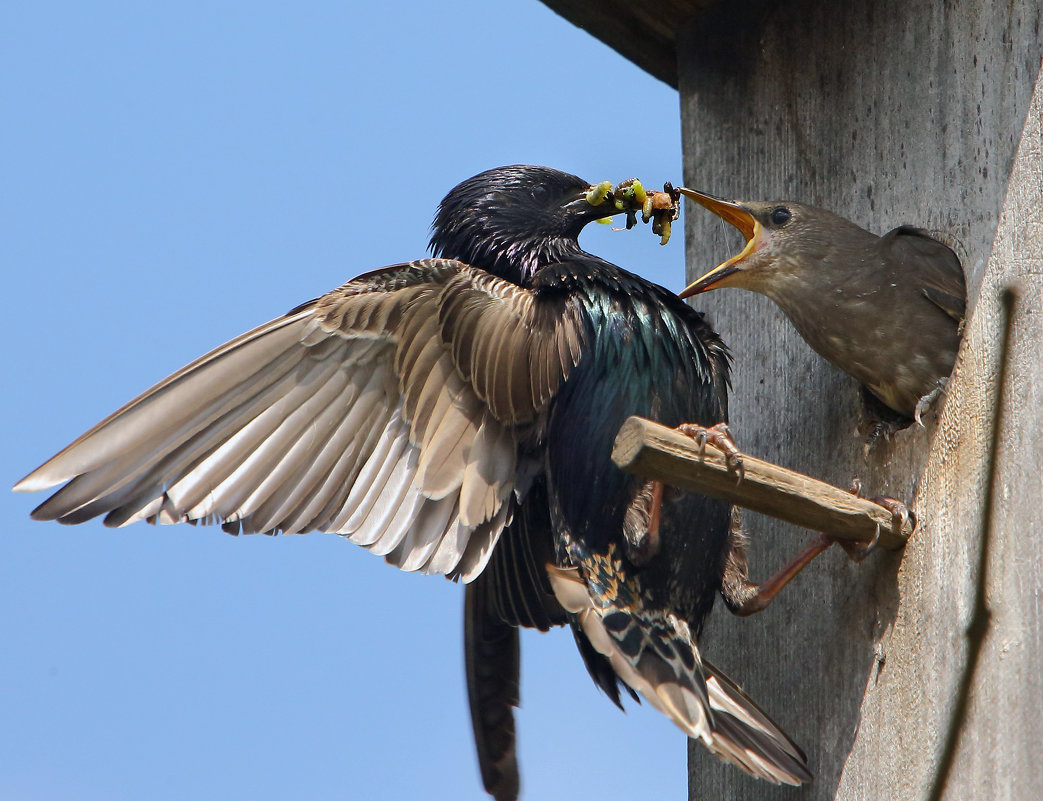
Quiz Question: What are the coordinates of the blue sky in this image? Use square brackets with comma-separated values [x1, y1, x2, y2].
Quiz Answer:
[2, 2, 698, 799]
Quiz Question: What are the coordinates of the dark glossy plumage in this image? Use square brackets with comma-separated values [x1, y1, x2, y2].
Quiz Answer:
[17, 166, 810, 799]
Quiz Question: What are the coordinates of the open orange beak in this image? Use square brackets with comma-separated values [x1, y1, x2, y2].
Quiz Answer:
[678, 188, 761, 298]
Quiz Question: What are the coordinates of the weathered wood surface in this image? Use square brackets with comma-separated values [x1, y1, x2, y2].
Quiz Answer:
[612, 416, 912, 548]
[674, 3, 1043, 800]
[537, 0, 709, 86]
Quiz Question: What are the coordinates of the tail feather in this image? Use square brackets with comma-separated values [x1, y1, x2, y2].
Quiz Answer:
[703, 660, 812, 785]
[547, 563, 811, 786]
[464, 581, 520, 801]
[548, 564, 713, 739]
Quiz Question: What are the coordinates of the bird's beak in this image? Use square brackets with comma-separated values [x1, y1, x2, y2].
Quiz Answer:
[678, 188, 761, 298]
[563, 181, 616, 220]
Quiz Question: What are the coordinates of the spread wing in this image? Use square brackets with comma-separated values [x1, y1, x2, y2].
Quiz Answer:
[884, 226, 967, 323]
[15, 258, 587, 581]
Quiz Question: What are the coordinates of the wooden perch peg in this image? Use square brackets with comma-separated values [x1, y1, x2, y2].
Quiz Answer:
[611, 416, 914, 550]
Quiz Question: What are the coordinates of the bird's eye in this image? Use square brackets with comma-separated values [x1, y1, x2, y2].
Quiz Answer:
[770, 207, 792, 226]
[531, 185, 549, 202]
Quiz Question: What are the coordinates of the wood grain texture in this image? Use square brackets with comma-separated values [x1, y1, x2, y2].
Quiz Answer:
[673, 2, 1043, 799]
[612, 416, 912, 548]
[537, 0, 712, 86]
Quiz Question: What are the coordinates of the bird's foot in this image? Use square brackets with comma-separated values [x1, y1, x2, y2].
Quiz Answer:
[831, 527, 880, 563]
[824, 479, 876, 561]
[633, 421, 740, 557]
[677, 422, 745, 483]
[828, 483, 912, 562]
[871, 495, 915, 542]
[913, 377, 949, 427]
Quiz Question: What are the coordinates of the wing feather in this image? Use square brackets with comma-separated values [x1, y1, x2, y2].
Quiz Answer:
[18, 258, 588, 580]
[20, 314, 312, 491]
[883, 226, 966, 323]
[28, 344, 308, 523]
[439, 268, 587, 426]
[415, 394, 479, 499]
[340, 411, 412, 538]
[386, 496, 459, 572]
[252, 377, 371, 533]
[345, 421, 416, 546]
[175, 354, 350, 521]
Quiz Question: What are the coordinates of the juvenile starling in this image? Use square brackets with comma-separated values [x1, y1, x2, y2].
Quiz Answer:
[17, 166, 811, 800]
[679, 189, 966, 428]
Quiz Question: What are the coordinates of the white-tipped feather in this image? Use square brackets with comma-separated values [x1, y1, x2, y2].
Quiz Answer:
[546, 564, 810, 785]
[568, 602, 710, 742]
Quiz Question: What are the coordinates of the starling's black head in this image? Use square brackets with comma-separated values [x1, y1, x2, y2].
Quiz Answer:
[429, 165, 611, 283]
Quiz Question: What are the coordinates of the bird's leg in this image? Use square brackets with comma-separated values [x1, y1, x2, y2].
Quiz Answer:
[850, 494, 914, 561]
[720, 509, 834, 617]
[676, 422, 745, 483]
[623, 479, 663, 566]
[640, 422, 744, 553]
[830, 478, 879, 562]
[825, 480, 913, 562]
[913, 377, 949, 427]
[720, 481, 909, 616]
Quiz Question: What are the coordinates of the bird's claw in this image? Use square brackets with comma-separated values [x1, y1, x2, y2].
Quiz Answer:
[871, 495, 915, 536]
[677, 422, 745, 484]
[834, 525, 882, 562]
[913, 378, 949, 427]
[827, 486, 911, 562]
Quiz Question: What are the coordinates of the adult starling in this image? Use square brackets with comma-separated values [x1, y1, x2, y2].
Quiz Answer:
[679, 189, 965, 428]
[16, 166, 811, 799]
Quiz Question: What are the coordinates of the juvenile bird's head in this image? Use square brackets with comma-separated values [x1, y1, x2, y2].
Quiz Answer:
[429, 165, 617, 283]
[678, 190, 873, 303]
